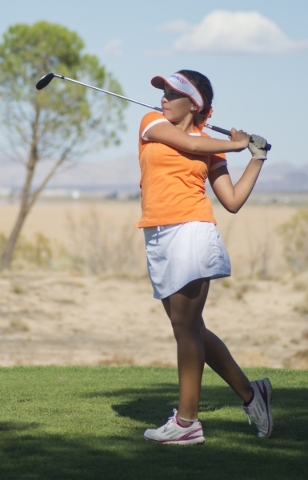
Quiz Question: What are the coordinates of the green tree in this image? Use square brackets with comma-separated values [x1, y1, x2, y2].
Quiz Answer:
[0, 21, 127, 269]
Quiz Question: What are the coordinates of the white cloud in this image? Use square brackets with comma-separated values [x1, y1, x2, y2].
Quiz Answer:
[101, 39, 123, 57]
[158, 10, 308, 55]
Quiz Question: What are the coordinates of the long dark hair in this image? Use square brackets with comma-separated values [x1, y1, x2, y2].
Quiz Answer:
[177, 69, 214, 126]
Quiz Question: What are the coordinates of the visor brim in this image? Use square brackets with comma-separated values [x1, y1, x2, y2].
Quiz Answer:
[151, 76, 166, 89]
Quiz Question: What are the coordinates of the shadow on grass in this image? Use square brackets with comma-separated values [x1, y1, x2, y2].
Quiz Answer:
[84, 382, 308, 425]
[86, 383, 307, 479]
[0, 421, 40, 432]
[1, 385, 307, 480]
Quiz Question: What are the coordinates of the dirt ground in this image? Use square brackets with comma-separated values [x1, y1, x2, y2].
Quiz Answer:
[0, 271, 307, 369]
[0, 200, 307, 369]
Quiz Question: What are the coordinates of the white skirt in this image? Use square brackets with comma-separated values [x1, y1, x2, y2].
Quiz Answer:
[144, 221, 231, 299]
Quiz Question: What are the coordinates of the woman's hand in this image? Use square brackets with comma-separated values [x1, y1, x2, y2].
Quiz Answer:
[229, 128, 250, 151]
[248, 135, 268, 160]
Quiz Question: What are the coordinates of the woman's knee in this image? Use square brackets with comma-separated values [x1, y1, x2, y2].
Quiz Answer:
[170, 314, 202, 339]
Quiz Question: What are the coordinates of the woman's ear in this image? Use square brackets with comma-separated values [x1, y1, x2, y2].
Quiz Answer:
[190, 102, 198, 113]
[207, 108, 213, 119]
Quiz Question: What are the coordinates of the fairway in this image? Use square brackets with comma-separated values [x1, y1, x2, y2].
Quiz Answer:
[0, 366, 307, 480]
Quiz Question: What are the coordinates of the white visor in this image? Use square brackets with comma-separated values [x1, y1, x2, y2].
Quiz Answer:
[151, 73, 204, 112]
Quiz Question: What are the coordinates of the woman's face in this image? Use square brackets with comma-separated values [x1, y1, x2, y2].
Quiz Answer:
[161, 84, 196, 123]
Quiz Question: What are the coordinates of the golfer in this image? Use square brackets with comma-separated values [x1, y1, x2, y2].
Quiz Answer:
[136, 70, 273, 445]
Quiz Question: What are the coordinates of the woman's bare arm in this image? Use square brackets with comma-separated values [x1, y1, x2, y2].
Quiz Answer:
[145, 122, 249, 155]
[209, 159, 264, 213]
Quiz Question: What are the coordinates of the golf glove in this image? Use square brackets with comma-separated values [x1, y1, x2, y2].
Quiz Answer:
[249, 135, 267, 160]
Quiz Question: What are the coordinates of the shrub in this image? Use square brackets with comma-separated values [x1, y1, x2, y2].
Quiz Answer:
[0, 231, 68, 270]
[278, 208, 308, 274]
[16, 233, 53, 266]
[66, 207, 146, 275]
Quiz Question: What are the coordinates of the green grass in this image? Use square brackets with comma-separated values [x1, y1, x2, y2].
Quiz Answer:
[0, 366, 307, 480]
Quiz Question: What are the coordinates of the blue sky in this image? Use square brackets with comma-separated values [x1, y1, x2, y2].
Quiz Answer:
[1, 0, 308, 167]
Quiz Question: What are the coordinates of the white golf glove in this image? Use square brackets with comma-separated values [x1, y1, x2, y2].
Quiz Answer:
[249, 135, 268, 160]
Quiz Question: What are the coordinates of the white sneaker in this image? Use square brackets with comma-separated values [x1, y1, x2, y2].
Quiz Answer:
[242, 378, 273, 439]
[144, 409, 205, 445]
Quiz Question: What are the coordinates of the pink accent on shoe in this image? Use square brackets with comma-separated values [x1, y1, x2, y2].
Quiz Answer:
[161, 427, 203, 443]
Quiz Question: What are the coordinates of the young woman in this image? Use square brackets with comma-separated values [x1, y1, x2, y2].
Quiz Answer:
[136, 70, 273, 445]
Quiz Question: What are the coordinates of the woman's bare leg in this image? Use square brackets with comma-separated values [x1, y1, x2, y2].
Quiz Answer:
[162, 282, 253, 415]
[200, 323, 253, 403]
[161, 279, 210, 426]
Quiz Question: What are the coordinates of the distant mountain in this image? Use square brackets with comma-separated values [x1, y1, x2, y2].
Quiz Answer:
[0, 154, 307, 193]
[0, 154, 140, 192]
[227, 162, 308, 192]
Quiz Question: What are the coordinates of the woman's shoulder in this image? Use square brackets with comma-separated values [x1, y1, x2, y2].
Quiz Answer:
[140, 111, 167, 128]
[139, 111, 169, 139]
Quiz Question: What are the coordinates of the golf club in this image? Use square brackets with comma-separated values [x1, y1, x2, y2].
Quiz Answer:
[36, 72, 271, 151]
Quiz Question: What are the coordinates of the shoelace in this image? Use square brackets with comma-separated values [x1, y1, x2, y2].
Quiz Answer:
[245, 413, 252, 425]
[162, 409, 178, 431]
[243, 407, 252, 425]
[172, 408, 178, 417]
[243, 410, 266, 430]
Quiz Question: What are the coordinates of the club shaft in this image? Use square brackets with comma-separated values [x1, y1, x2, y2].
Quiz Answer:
[53, 74, 162, 111]
[48, 73, 271, 150]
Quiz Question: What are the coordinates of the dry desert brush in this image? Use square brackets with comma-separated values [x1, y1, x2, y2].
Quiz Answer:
[278, 208, 308, 274]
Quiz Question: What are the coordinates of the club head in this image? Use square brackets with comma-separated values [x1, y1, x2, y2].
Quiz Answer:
[36, 73, 55, 90]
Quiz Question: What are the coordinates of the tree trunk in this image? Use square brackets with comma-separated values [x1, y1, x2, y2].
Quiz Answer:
[1, 159, 35, 270]
[1, 108, 39, 270]
[1, 204, 30, 269]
